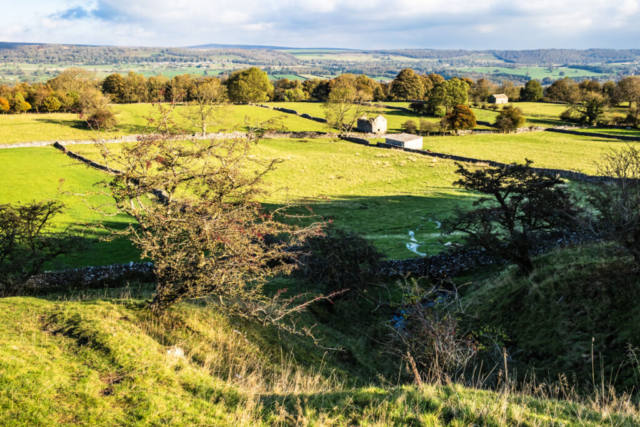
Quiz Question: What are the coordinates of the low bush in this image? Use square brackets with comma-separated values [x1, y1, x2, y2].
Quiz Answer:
[298, 226, 383, 299]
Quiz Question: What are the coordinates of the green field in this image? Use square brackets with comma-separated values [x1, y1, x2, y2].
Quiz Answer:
[472, 102, 633, 127]
[0, 104, 330, 145]
[71, 138, 475, 260]
[422, 131, 627, 175]
[266, 102, 448, 132]
[0, 147, 137, 267]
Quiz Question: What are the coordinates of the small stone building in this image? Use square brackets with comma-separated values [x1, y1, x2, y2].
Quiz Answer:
[357, 115, 387, 134]
[385, 133, 423, 150]
[488, 94, 509, 104]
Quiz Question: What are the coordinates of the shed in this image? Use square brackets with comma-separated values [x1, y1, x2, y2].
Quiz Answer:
[488, 94, 509, 104]
[357, 115, 387, 134]
[385, 133, 423, 150]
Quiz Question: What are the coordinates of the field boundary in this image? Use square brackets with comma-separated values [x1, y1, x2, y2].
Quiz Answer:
[545, 128, 640, 141]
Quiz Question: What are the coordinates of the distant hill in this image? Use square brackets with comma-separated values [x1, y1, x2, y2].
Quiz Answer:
[188, 43, 353, 51]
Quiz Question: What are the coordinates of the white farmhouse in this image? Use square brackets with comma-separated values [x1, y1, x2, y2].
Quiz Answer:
[385, 134, 423, 150]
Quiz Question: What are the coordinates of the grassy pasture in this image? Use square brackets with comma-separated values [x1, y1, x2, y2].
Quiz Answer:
[266, 101, 449, 132]
[0, 147, 137, 267]
[72, 138, 475, 260]
[421, 131, 628, 175]
[473, 102, 633, 127]
[0, 104, 329, 145]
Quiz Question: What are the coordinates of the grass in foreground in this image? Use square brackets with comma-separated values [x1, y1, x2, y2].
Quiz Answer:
[1, 290, 638, 426]
[464, 243, 640, 390]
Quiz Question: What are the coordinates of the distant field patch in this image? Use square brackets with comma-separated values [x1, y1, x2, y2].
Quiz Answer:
[455, 66, 604, 79]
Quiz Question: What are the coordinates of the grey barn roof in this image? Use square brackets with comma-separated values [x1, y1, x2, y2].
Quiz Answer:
[492, 94, 508, 99]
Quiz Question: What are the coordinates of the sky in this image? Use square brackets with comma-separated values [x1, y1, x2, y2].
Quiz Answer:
[1, 0, 639, 50]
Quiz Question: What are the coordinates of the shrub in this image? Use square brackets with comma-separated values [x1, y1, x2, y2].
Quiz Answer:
[494, 106, 526, 133]
[298, 226, 383, 299]
[559, 108, 580, 123]
[401, 120, 418, 134]
[442, 105, 476, 132]
[389, 279, 478, 382]
[588, 146, 640, 267]
[86, 109, 118, 130]
[433, 105, 446, 118]
[419, 119, 440, 136]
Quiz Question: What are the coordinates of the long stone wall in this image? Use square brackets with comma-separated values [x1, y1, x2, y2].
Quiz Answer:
[13, 262, 156, 294]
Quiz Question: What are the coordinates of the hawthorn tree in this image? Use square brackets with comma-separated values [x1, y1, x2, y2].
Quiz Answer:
[80, 105, 328, 317]
[183, 78, 228, 134]
[80, 87, 117, 130]
[443, 161, 578, 275]
[574, 92, 607, 125]
[323, 84, 372, 136]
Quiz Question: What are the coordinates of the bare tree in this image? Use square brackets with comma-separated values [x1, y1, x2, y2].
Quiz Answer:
[322, 85, 372, 136]
[182, 78, 229, 134]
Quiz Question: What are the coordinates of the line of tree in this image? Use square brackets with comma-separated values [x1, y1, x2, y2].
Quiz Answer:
[1, 67, 638, 129]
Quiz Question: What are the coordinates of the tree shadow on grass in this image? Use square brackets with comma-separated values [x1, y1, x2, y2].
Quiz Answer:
[34, 117, 149, 137]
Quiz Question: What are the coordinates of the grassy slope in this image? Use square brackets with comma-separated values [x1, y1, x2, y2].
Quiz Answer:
[0, 104, 328, 145]
[1, 292, 636, 426]
[464, 244, 640, 390]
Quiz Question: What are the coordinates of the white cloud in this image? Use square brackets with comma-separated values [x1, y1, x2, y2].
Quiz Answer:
[1, 0, 639, 49]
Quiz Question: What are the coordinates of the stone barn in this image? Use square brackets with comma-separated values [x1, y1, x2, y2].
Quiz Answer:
[488, 94, 509, 104]
[385, 133, 423, 150]
[357, 115, 387, 134]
